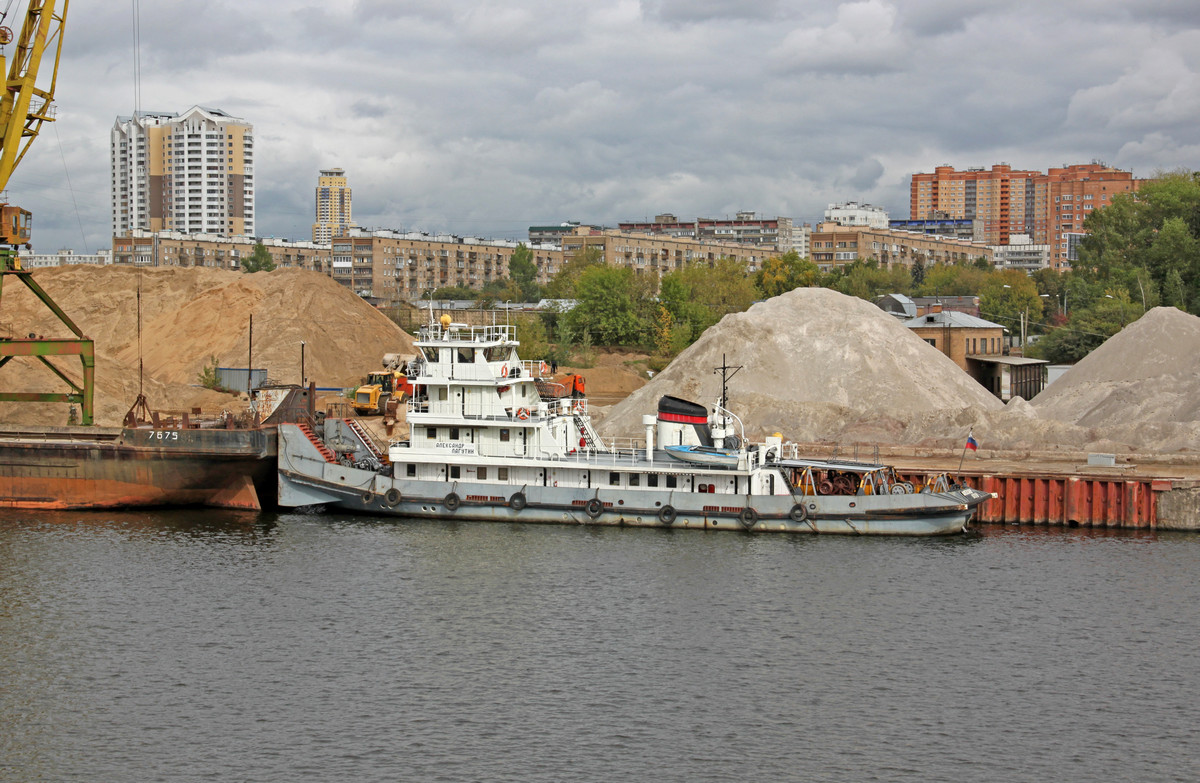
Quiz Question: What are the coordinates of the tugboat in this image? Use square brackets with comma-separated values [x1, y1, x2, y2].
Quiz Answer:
[277, 316, 992, 535]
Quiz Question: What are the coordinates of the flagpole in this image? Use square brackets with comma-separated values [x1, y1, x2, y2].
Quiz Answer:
[957, 427, 973, 477]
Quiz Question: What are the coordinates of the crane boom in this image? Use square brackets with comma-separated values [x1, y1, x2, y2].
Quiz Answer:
[0, 0, 67, 194]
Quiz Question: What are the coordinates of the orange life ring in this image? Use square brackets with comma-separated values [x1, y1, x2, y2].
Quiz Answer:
[501, 365, 508, 377]
[540, 361, 549, 375]
[516, 407, 529, 420]
[572, 401, 584, 414]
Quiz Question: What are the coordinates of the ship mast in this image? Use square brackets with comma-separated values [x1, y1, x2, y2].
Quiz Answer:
[713, 353, 742, 411]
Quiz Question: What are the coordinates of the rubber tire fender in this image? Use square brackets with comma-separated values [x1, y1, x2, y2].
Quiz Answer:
[658, 505, 676, 525]
[739, 507, 758, 529]
[509, 492, 527, 511]
[385, 488, 402, 506]
[444, 492, 461, 511]
[584, 498, 603, 518]
[788, 503, 807, 523]
[361, 491, 374, 505]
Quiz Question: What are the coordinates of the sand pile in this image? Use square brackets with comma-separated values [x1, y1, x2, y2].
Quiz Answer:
[1033, 307, 1200, 426]
[0, 266, 414, 426]
[1019, 306, 1200, 453]
[599, 287, 1005, 445]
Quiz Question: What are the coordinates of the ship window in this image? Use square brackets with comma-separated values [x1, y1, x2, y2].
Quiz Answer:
[629, 473, 639, 487]
[609, 472, 620, 486]
[456, 348, 475, 363]
[450, 427, 460, 439]
[423, 348, 439, 363]
[426, 427, 437, 439]
[647, 474, 658, 487]
[438, 388, 448, 401]
[478, 467, 487, 480]
[406, 464, 416, 477]
[500, 429, 510, 442]
[450, 466, 461, 479]
[498, 468, 509, 480]
[666, 475, 677, 489]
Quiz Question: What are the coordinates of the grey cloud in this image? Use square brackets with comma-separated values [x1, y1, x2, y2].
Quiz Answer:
[642, 0, 782, 24]
[14, 0, 1200, 256]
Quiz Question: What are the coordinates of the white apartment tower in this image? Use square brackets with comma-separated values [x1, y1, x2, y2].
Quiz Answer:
[824, 201, 889, 229]
[111, 106, 254, 238]
[313, 168, 353, 244]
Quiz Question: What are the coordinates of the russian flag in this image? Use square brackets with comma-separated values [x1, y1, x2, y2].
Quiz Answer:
[965, 435, 978, 451]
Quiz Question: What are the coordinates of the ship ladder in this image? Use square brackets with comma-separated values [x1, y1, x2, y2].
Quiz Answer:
[297, 422, 339, 464]
[573, 415, 603, 450]
[345, 418, 387, 461]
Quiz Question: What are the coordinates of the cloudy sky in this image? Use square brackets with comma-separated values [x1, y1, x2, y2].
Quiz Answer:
[9, 0, 1200, 253]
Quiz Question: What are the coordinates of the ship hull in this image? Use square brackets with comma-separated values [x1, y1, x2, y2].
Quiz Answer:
[0, 425, 278, 511]
[279, 460, 983, 536]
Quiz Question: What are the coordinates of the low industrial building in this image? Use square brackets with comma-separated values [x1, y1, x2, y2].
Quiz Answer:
[902, 305, 1046, 400]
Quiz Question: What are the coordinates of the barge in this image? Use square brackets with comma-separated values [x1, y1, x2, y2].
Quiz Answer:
[0, 386, 311, 511]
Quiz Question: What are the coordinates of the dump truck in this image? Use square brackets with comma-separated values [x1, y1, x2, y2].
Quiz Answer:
[352, 353, 415, 416]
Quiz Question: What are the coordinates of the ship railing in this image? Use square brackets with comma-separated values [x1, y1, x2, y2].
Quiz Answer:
[408, 398, 585, 423]
[571, 438, 645, 465]
[520, 359, 554, 378]
[417, 322, 516, 344]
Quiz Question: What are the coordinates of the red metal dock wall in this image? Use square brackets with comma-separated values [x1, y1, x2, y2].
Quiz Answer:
[900, 471, 1169, 528]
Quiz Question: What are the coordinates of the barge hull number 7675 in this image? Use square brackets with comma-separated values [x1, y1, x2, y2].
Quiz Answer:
[277, 316, 992, 535]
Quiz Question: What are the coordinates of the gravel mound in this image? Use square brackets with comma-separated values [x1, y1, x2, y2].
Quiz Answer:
[1033, 307, 1200, 426]
[599, 287, 1003, 443]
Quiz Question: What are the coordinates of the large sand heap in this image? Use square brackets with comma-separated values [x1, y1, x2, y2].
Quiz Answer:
[599, 287, 1004, 444]
[0, 265, 414, 426]
[1033, 307, 1200, 427]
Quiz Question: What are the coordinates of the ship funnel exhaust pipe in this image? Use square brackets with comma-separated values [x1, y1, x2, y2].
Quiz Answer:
[642, 415, 656, 462]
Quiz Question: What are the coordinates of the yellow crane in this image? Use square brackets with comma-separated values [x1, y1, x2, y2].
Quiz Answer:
[0, 0, 93, 424]
[0, 0, 68, 243]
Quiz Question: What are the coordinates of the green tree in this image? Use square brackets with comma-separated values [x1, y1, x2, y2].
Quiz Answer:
[660, 257, 758, 346]
[196, 355, 225, 391]
[1029, 292, 1142, 363]
[544, 246, 604, 299]
[979, 269, 1043, 336]
[508, 243, 541, 302]
[1078, 170, 1200, 312]
[430, 285, 476, 300]
[911, 256, 926, 287]
[826, 260, 911, 301]
[241, 242, 276, 272]
[1162, 268, 1187, 310]
[916, 262, 990, 297]
[563, 266, 647, 346]
[755, 250, 819, 298]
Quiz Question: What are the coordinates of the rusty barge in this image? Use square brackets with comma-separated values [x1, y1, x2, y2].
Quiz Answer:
[0, 422, 277, 510]
[0, 386, 313, 511]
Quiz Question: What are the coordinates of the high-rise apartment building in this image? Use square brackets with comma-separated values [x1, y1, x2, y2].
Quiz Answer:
[910, 163, 1141, 268]
[111, 106, 254, 237]
[313, 168, 353, 244]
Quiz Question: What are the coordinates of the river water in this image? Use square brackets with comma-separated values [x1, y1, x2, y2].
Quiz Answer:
[2, 510, 1198, 782]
